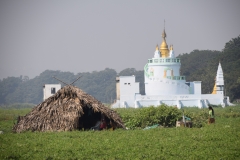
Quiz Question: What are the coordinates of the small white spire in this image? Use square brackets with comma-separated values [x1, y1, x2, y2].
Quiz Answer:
[169, 45, 175, 58]
[216, 62, 224, 86]
[154, 45, 160, 58]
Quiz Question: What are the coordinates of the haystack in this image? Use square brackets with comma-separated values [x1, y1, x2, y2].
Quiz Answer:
[13, 85, 125, 133]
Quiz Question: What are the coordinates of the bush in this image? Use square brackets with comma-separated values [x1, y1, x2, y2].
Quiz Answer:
[183, 108, 209, 128]
[116, 104, 182, 129]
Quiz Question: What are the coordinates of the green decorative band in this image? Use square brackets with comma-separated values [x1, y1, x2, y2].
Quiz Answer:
[148, 58, 180, 64]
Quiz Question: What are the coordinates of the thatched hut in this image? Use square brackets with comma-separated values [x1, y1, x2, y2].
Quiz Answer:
[13, 85, 125, 133]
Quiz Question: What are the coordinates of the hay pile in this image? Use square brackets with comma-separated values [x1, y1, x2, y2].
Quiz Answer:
[13, 85, 125, 133]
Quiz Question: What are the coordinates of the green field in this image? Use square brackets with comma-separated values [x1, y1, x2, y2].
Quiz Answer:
[0, 106, 240, 159]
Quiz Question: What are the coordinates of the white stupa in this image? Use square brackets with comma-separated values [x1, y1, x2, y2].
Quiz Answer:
[111, 27, 233, 109]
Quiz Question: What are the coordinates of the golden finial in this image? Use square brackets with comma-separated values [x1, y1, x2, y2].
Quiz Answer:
[162, 29, 166, 38]
[164, 19, 165, 29]
[160, 20, 169, 58]
[170, 45, 173, 50]
[162, 19, 166, 38]
[156, 45, 159, 51]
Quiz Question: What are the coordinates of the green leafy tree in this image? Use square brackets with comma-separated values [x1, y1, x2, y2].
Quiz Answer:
[0, 77, 22, 104]
[219, 36, 240, 100]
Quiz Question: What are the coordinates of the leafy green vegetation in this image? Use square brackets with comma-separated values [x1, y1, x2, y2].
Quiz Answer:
[0, 108, 31, 133]
[116, 105, 240, 129]
[0, 106, 240, 159]
[116, 105, 182, 129]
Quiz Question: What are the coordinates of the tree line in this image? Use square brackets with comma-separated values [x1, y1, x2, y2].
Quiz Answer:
[0, 36, 239, 105]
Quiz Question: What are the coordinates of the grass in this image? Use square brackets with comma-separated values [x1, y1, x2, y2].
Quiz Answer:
[0, 106, 240, 159]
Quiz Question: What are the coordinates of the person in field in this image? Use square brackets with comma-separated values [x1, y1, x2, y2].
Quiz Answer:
[100, 118, 107, 130]
[208, 106, 215, 124]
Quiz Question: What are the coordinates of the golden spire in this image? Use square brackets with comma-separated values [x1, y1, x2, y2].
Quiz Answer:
[170, 45, 173, 50]
[212, 78, 217, 94]
[162, 20, 167, 38]
[212, 83, 217, 94]
[160, 20, 169, 58]
[155, 45, 159, 51]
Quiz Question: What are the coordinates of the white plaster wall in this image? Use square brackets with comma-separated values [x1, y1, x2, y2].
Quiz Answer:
[135, 99, 201, 108]
[43, 84, 61, 100]
[114, 93, 226, 108]
[145, 60, 186, 95]
[136, 94, 200, 101]
[147, 63, 181, 79]
[133, 94, 203, 108]
[137, 100, 160, 107]
[201, 94, 224, 105]
[192, 81, 202, 95]
[119, 76, 140, 107]
[145, 80, 189, 95]
[180, 100, 201, 108]
[201, 94, 223, 100]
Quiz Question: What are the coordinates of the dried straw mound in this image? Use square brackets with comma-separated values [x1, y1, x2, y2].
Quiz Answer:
[13, 85, 125, 133]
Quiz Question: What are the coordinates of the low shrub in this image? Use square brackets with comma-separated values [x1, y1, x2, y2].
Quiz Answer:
[116, 104, 182, 129]
[182, 108, 209, 128]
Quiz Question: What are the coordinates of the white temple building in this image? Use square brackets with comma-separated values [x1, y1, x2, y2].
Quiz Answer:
[111, 28, 233, 109]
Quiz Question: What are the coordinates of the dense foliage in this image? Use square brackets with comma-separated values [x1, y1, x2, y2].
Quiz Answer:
[116, 105, 240, 129]
[116, 105, 182, 129]
[0, 36, 239, 105]
[220, 36, 240, 100]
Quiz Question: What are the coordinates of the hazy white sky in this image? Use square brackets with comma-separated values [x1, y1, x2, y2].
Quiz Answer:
[0, 0, 239, 79]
